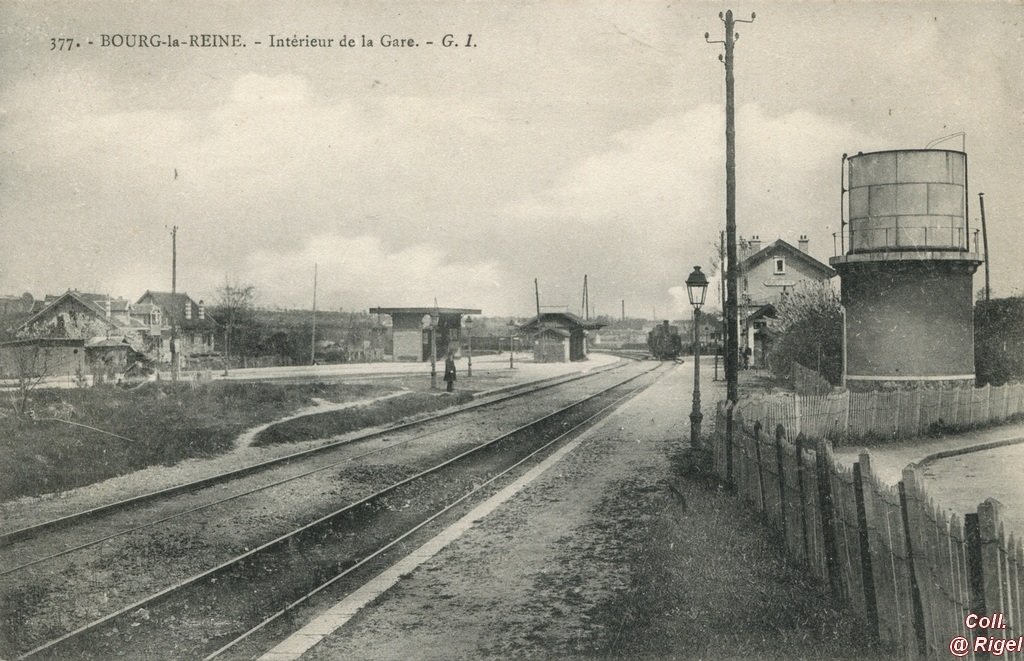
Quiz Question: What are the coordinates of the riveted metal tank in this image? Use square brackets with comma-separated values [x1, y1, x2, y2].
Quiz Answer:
[832, 149, 982, 390]
[847, 149, 967, 253]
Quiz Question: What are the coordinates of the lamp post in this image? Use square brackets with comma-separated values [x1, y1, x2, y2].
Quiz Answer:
[423, 313, 439, 389]
[686, 265, 709, 448]
[465, 316, 473, 378]
[508, 319, 516, 369]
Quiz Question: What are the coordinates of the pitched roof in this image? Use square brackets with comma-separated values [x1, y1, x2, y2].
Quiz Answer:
[518, 311, 606, 332]
[137, 291, 217, 329]
[738, 239, 836, 278]
[20, 290, 119, 330]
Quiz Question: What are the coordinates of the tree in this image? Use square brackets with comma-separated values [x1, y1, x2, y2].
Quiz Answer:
[1, 341, 64, 416]
[211, 282, 256, 367]
[766, 281, 843, 385]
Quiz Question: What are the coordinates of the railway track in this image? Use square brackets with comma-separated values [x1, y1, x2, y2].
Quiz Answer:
[2, 360, 663, 658]
[0, 360, 623, 551]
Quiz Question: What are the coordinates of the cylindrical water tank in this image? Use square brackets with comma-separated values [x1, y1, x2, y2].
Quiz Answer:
[847, 149, 967, 253]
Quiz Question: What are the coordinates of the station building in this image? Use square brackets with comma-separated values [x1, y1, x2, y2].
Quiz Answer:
[369, 307, 481, 362]
[517, 312, 606, 362]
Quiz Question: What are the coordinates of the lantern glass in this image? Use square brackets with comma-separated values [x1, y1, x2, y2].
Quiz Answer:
[685, 266, 709, 308]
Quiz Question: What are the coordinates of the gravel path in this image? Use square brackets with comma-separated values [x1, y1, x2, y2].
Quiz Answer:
[234, 392, 410, 449]
[299, 361, 878, 660]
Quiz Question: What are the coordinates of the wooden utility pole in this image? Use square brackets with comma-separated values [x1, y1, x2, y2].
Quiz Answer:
[534, 278, 541, 317]
[707, 9, 755, 483]
[311, 263, 318, 364]
[720, 230, 727, 355]
[621, 299, 625, 321]
[582, 275, 589, 320]
[979, 193, 990, 302]
[170, 225, 179, 384]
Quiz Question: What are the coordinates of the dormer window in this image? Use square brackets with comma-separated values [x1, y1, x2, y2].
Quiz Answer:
[774, 257, 786, 275]
[151, 309, 161, 325]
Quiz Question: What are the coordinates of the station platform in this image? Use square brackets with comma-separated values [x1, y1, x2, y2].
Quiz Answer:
[166, 352, 621, 390]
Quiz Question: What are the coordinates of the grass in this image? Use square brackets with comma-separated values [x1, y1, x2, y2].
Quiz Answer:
[254, 391, 474, 446]
[583, 441, 887, 660]
[0, 381, 393, 501]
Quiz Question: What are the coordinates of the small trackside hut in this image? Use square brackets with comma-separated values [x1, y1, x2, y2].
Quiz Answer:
[518, 312, 605, 363]
[369, 307, 481, 362]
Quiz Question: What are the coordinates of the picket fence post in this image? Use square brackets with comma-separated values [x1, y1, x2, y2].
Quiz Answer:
[753, 421, 766, 514]
[817, 438, 842, 601]
[854, 454, 880, 639]
[978, 499, 1006, 620]
[899, 468, 928, 656]
[844, 390, 851, 439]
[775, 424, 788, 544]
[795, 394, 802, 437]
[796, 433, 810, 564]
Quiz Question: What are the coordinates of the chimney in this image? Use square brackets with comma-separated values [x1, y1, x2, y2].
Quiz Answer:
[198, 300, 205, 320]
[798, 234, 809, 253]
[184, 299, 192, 320]
[748, 235, 761, 254]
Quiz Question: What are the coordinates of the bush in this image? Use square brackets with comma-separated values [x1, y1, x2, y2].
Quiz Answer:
[766, 282, 842, 385]
[975, 297, 1024, 386]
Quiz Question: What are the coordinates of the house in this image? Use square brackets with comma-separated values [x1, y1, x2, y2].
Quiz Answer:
[517, 312, 606, 362]
[136, 291, 218, 362]
[16, 290, 151, 345]
[1, 290, 150, 384]
[735, 235, 836, 367]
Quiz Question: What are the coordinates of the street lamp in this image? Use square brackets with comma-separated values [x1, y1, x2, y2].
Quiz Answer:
[423, 313, 439, 389]
[508, 319, 516, 369]
[464, 316, 473, 378]
[686, 265, 709, 448]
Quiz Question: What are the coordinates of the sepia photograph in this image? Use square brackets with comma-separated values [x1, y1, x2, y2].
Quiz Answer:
[1, 1, 1022, 659]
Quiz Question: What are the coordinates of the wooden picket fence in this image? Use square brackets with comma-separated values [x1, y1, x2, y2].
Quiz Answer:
[732, 382, 1024, 444]
[713, 405, 1024, 659]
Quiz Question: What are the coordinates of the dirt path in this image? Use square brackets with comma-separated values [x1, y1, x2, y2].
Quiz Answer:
[299, 363, 881, 660]
[233, 391, 410, 449]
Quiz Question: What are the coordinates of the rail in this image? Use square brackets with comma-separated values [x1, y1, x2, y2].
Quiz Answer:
[833, 226, 982, 257]
[16, 363, 662, 659]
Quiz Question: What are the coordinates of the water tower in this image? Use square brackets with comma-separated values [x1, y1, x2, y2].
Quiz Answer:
[830, 149, 982, 390]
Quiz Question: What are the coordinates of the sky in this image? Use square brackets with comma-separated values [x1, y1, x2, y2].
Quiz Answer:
[1, 1, 1021, 318]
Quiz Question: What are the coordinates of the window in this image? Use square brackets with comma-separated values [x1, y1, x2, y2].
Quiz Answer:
[774, 257, 786, 274]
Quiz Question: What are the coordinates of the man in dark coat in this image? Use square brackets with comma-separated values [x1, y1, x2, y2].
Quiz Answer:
[444, 352, 457, 392]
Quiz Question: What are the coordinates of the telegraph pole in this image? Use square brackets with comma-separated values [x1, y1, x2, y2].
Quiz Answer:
[170, 225, 179, 384]
[707, 9, 755, 483]
[311, 263, 318, 364]
[582, 275, 589, 319]
[979, 193, 990, 302]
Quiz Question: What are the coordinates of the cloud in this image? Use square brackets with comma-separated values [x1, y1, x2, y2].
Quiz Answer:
[499, 104, 869, 315]
[232, 233, 505, 313]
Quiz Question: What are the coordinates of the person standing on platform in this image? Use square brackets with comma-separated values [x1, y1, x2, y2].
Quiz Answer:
[444, 351, 457, 393]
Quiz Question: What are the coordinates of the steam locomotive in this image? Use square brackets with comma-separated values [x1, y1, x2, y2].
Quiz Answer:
[647, 321, 683, 361]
